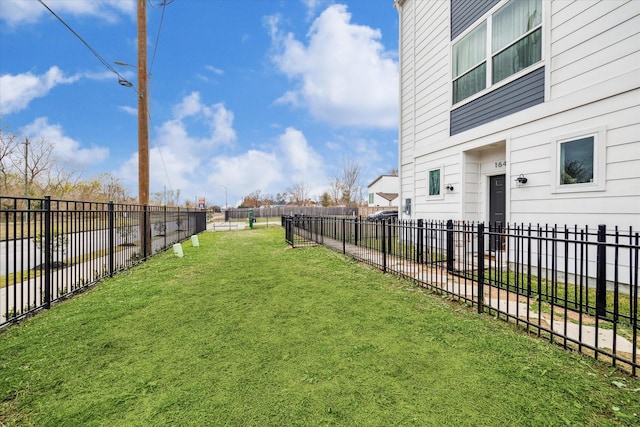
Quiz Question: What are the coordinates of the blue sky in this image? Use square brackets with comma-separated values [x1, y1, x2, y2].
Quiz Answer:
[0, 0, 399, 207]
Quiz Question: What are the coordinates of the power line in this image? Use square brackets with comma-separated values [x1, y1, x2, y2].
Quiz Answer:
[37, 0, 176, 198]
[145, 112, 174, 197]
[36, 0, 136, 90]
[148, 0, 174, 75]
[147, 0, 175, 196]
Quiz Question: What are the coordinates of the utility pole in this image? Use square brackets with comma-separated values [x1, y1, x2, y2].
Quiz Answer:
[23, 137, 29, 197]
[137, 0, 149, 206]
[137, 0, 151, 256]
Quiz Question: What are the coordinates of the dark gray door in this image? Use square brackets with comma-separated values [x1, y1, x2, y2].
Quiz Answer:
[489, 174, 505, 251]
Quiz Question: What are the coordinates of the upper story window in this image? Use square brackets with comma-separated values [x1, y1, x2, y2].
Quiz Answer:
[452, 0, 542, 105]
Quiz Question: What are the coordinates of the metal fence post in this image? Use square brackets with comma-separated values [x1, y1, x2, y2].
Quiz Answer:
[163, 205, 167, 250]
[44, 196, 51, 309]
[417, 219, 424, 263]
[446, 219, 454, 273]
[387, 219, 393, 254]
[382, 218, 387, 273]
[342, 217, 346, 254]
[108, 201, 114, 277]
[477, 222, 485, 314]
[143, 204, 149, 259]
[596, 224, 607, 318]
[526, 224, 532, 296]
[354, 216, 359, 247]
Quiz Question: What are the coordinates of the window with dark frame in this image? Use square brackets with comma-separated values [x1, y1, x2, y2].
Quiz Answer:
[429, 169, 441, 196]
[560, 136, 594, 185]
[452, 0, 542, 104]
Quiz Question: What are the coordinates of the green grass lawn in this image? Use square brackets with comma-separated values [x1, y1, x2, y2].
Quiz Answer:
[1, 228, 639, 426]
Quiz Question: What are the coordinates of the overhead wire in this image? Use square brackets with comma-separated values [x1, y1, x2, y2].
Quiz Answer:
[36, 0, 136, 90]
[148, 0, 174, 75]
[37, 0, 178, 200]
[146, 0, 175, 197]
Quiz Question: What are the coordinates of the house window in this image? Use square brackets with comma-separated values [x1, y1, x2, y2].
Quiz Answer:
[551, 128, 606, 193]
[452, 23, 486, 104]
[492, 0, 542, 84]
[429, 169, 441, 196]
[369, 193, 374, 204]
[452, 0, 542, 105]
[428, 167, 444, 200]
[559, 137, 594, 185]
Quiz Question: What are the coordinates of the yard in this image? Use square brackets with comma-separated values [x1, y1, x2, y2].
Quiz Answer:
[0, 228, 638, 426]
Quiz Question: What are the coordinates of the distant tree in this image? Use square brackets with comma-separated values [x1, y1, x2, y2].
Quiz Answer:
[97, 173, 129, 203]
[10, 137, 56, 197]
[261, 193, 276, 207]
[33, 228, 68, 267]
[287, 182, 309, 206]
[331, 160, 364, 207]
[151, 188, 181, 206]
[328, 177, 342, 206]
[239, 189, 262, 208]
[320, 192, 333, 207]
[275, 192, 288, 205]
[44, 163, 83, 199]
[0, 129, 18, 193]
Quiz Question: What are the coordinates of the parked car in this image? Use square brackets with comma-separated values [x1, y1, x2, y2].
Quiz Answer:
[367, 210, 398, 221]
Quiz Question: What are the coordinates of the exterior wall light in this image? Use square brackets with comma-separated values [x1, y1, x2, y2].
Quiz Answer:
[515, 174, 528, 184]
[445, 184, 454, 191]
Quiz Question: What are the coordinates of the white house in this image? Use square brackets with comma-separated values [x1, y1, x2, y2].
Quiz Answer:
[367, 174, 399, 207]
[393, 0, 640, 229]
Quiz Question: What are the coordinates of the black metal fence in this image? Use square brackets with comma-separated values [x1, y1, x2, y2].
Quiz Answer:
[1, 196, 206, 328]
[225, 206, 358, 220]
[284, 215, 639, 375]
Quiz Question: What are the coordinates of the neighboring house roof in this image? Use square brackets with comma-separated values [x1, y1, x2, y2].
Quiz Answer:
[376, 192, 398, 202]
[368, 174, 398, 188]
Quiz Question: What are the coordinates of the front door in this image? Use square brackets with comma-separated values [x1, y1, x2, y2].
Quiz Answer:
[489, 174, 505, 251]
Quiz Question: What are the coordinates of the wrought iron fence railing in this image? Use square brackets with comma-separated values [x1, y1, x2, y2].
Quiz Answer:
[1, 196, 207, 327]
[283, 215, 639, 375]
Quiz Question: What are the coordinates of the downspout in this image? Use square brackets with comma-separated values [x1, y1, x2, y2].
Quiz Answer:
[393, 0, 405, 218]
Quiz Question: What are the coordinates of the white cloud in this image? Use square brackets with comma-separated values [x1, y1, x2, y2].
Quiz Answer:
[279, 127, 323, 179]
[205, 127, 327, 206]
[115, 90, 332, 205]
[169, 92, 236, 147]
[116, 92, 239, 199]
[268, 4, 398, 129]
[302, 0, 324, 21]
[0, 67, 80, 115]
[207, 150, 284, 201]
[0, 0, 135, 26]
[20, 117, 109, 165]
[117, 103, 328, 205]
[119, 105, 137, 115]
[205, 65, 224, 75]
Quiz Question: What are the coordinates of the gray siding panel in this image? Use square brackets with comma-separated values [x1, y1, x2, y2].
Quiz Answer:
[450, 67, 545, 135]
[451, 0, 499, 40]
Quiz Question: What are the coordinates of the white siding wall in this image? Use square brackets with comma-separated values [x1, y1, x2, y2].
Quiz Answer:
[509, 91, 640, 227]
[397, 0, 640, 229]
[550, 0, 640, 99]
[398, 0, 450, 219]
